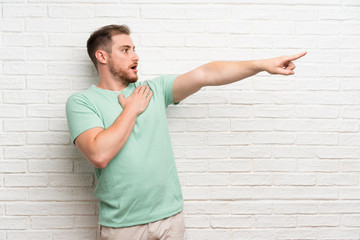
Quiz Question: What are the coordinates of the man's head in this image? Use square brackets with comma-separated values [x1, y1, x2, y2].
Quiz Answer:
[87, 24, 139, 84]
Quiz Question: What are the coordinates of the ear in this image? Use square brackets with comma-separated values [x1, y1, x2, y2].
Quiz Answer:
[95, 50, 108, 64]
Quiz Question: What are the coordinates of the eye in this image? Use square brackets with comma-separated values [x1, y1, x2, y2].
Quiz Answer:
[122, 48, 129, 53]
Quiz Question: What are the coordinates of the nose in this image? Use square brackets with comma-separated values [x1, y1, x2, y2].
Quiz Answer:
[132, 51, 139, 62]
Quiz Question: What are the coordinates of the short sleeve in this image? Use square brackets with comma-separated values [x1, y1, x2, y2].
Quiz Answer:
[152, 75, 179, 107]
[66, 93, 104, 143]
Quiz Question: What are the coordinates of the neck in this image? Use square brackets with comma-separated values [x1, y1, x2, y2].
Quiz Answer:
[97, 69, 128, 92]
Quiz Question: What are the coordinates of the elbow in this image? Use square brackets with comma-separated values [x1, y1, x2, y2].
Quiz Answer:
[89, 154, 110, 169]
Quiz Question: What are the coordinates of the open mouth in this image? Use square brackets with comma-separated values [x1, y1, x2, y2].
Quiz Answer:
[130, 64, 138, 72]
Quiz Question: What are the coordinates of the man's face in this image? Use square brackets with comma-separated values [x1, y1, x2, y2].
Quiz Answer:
[107, 34, 139, 85]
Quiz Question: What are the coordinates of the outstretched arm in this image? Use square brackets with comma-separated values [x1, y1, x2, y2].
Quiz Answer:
[173, 52, 307, 103]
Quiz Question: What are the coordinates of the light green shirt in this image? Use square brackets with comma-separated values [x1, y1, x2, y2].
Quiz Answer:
[66, 75, 183, 227]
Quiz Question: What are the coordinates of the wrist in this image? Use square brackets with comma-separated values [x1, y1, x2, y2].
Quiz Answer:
[253, 59, 266, 73]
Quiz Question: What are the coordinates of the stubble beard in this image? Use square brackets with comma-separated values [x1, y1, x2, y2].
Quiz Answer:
[108, 58, 138, 86]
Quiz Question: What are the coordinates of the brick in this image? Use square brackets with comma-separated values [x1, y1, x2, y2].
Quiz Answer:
[28, 105, 65, 118]
[186, 91, 228, 104]
[4, 119, 48, 132]
[52, 229, 97, 240]
[319, 201, 360, 213]
[3, 91, 47, 104]
[296, 133, 338, 145]
[208, 160, 251, 172]
[49, 120, 69, 131]
[4, 146, 47, 159]
[3, 4, 46, 17]
[176, 160, 207, 173]
[26, 19, 69, 32]
[316, 147, 358, 159]
[49, 33, 88, 47]
[74, 159, 94, 173]
[231, 36, 273, 48]
[29, 188, 72, 201]
[7, 231, 51, 240]
[341, 160, 360, 172]
[298, 78, 339, 90]
[273, 146, 316, 158]
[186, 7, 229, 20]
[0, 105, 25, 118]
[4, 62, 46, 75]
[74, 216, 98, 227]
[232, 230, 276, 240]
[254, 77, 296, 91]
[296, 106, 339, 119]
[317, 173, 358, 186]
[141, 6, 185, 19]
[31, 216, 73, 229]
[0, 77, 25, 89]
[255, 215, 296, 228]
[0, 217, 27, 230]
[0, 48, 26, 60]
[72, 188, 97, 201]
[208, 132, 251, 146]
[51, 202, 96, 215]
[253, 187, 337, 200]
[3, 33, 46, 47]
[232, 201, 273, 215]
[186, 202, 230, 215]
[6, 202, 51, 216]
[232, 6, 275, 20]
[253, 132, 294, 144]
[186, 34, 229, 48]
[299, 215, 339, 227]
[187, 173, 228, 186]
[297, 21, 341, 35]
[231, 146, 272, 158]
[275, 119, 359, 132]
[0, 189, 27, 201]
[273, 174, 316, 186]
[253, 21, 296, 35]
[318, 228, 360, 240]
[231, 119, 274, 131]
[210, 187, 252, 200]
[209, 105, 251, 118]
[339, 188, 360, 200]
[167, 106, 208, 118]
[186, 229, 230, 240]
[48, 5, 94, 18]
[276, 229, 318, 239]
[0, 19, 24, 32]
[230, 91, 272, 104]
[211, 216, 253, 228]
[318, 92, 360, 105]
[184, 215, 210, 228]
[298, 160, 338, 172]
[0, 161, 26, 173]
[0, 133, 25, 145]
[274, 202, 317, 214]
[49, 63, 94, 76]
[95, 5, 138, 18]
[27, 48, 72, 61]
[27, 132, 70, 145]
[343, 215, 360, 227]
[182, 187, 209, 200]
[253, 159, 296, 172]
[184, 119, 229, 132]
[231, 173, 272, 186]
[274, 92, 317, 104]
[5, 174, 48, 187]
[49, 174, 93, 187]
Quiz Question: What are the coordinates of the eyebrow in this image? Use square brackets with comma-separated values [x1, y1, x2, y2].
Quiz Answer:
[119, 45, 135, 49]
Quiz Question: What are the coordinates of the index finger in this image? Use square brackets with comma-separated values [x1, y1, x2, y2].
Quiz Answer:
[287, 51, 307, 61]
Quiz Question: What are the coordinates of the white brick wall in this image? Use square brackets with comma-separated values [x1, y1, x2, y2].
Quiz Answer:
[0, 1, 359, 240]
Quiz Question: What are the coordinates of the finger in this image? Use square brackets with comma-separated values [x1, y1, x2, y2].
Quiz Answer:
[287, 62, 296, 70]
[146, 90, 153, 101]
[135, 86, 142, 94]
[287, 51, 307, 61]
[143, 86, 150, 97]
[118, 94, 125, 105]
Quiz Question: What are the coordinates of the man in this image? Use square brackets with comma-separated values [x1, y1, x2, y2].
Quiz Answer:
[66, 24, 306, 240]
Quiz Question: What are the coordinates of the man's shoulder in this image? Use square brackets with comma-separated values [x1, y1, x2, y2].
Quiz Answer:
[66, 87, 96, 107]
